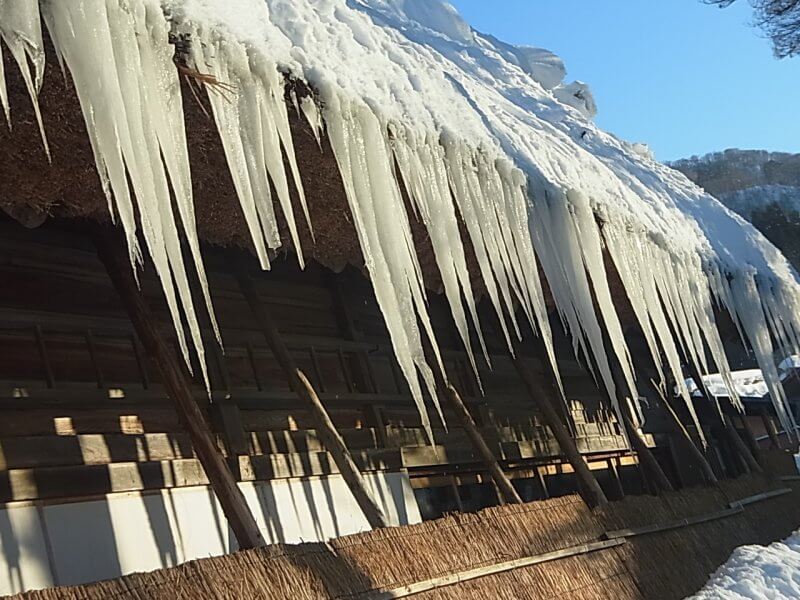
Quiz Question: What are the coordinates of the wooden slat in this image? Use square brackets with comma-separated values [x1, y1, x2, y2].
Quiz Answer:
[357, 539, 627, 600]
[0, 449, 404, 503]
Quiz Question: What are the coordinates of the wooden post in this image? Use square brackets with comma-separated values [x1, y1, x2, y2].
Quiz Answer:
[738, 413, 764, 467]
[642, 375, 718, 484]
[449, 476, 465, 513]
[606, 458, 625, 500]
[236, 269, 389, 529]
[723, 413, 764, 474]
[445, 383, 523, 504]
[510, 351, 609, 508]
[620, 411, 674, 492]
[92, 228, 265, 550]
[685, 359, 762, 475]
[684, 360, 740, 477]
[420, 337, 523, 505]
[762, 411, 782, 450]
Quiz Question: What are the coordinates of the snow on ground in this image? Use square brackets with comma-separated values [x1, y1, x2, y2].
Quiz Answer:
[689, 531, 800, 599]
[3, 0, 800, 437]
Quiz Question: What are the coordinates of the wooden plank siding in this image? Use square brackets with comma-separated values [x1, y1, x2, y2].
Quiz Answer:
[0, 220, 637, 505]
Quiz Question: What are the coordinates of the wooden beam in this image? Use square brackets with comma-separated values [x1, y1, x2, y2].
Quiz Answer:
[356, 539, 627, 600]
[33, 324, 55, 389]
[604, 345, 673, 493]
[510, 350, 608, 508]
[641, 373, 718, 484]
[420, 336, 522, 505]
[738, 413, 765, 467]
[723, 413, 763, 474]
[620, 411, 674, 493]
[92, 228, 266, 550]
[762, 411, 782, 450]
[685, 359, 762, 476]
[622, 329, 718, 486]
[606, 458, 625, 500]
[445, 383, 522, 504]
[236, 268, 389, 529]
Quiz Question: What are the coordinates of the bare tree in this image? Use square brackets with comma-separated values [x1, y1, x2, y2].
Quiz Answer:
[706, 0, 800, 58]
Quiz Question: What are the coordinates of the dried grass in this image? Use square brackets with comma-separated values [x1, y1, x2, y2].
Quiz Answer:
[11, 473, 800, 600]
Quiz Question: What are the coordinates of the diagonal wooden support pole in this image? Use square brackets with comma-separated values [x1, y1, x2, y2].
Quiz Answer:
[486, 307, 608, 508]
[643, 375, 718, 485]
[620, 410, 674, 493]
[505, 332, 609, 508]
[236, 268, 389, 530]
[685, 359, 762, 476]
[421, 337, 522, 505]
[92, 228, 266, 550]
[624, 331, 718, 485]
[445, 383, 523, 504]
[762, 411, 782, 450]
[607, 360, 674, 494]
[511, 353, 609, 507]
[723, 413, 764, 474]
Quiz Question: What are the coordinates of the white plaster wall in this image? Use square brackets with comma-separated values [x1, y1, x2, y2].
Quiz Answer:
[0, 471, 421, 595]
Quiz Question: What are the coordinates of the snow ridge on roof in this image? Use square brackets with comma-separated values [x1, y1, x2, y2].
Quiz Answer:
[3, 0, 800, 439]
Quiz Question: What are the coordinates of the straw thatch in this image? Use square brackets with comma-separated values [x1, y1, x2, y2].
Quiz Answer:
[11, 465, 800, 600]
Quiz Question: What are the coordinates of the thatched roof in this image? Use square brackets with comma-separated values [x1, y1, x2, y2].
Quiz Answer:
[10, 473, 800, 599]
[0, 48, 358, 272]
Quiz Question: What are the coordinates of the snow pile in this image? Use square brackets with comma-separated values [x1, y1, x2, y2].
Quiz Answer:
[689, 530, 800, 599]
[3, 0, 800, 440]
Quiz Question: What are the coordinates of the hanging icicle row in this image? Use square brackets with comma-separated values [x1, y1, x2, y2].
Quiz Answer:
[2, 0, 800, 440]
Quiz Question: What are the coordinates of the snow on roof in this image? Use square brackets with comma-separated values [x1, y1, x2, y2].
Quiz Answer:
[3, 0, 800, 438]
[684, 355, 800, 401]
[685, 370, 769, 401]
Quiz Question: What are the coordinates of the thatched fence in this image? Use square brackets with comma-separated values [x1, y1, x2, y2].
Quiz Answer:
[11, 456, 800, 600]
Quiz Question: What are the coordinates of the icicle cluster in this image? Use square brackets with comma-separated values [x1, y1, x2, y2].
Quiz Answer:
[42, 0, 218, 390]
[3, 0, 800, 441]
[0, 0, 48, 158]
[175, 17, 313, 270]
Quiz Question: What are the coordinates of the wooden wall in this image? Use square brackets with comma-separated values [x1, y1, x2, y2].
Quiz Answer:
[0, 218, 636, 506]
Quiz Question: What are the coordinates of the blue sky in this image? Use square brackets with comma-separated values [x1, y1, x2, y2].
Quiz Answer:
[448, 0, 800, 161]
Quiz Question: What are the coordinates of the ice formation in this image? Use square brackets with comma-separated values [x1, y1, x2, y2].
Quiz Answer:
[0, 0, 48, 158]
[3, 0, 800, 440]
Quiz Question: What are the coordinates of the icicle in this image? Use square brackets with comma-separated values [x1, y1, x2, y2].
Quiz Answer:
[529, 189, 631, 432]
[390, 125, 487, 390]
[301, 94, 324, 148]
[42, 0, 215, 389]
[567, 191, 638, 405]
[729, 272, 798, 438]
[323, 93, 444, 441]
[180, 26, 312, 267]
[0, 0, 49, 158]
[8, 0, 800, 455]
